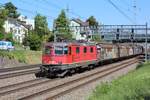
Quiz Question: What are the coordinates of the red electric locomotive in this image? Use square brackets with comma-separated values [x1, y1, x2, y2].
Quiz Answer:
[38, 42, 98, 77]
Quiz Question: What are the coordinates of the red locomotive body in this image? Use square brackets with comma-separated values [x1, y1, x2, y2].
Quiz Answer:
[40, 42, 98, 77]
[43, 42, 97, 65]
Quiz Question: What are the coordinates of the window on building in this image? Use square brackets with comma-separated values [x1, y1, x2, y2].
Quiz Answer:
[18, 30, 20, 34]
[10, 27, 13, 32]
[76, 47, 80, 54]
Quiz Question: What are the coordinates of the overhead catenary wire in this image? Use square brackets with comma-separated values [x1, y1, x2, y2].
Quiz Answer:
[19, 0, 54, 16]
[41, 0, 85, 19]
[0, 2, 55, 19]
[18, 8, 55, 19]
[106, 0, 135, 24]
[114, 0, 132, 13]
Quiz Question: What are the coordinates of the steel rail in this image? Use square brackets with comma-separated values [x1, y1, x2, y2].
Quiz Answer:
[0, 69, 40, 79]
[48, 60, 138, 100]
[0, 64, 41, 73]
[19, 58, 138, 100]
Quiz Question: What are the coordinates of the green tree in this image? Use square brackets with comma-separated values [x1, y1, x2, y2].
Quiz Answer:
[48, 34, 54, 42]
[91, 35, 101, 42]
[86, 16, 100, 42]
[54, 9, 72, 41]
[23, 32, 42, 51]
[0, 8, 8, 33]
[86, 16, 99, 26]
[0, 33, 4, 40]
[22, 33, 29, 46]
[4, 2, 20, 18]
[5, 33, 13, 41]
[34, 14, 49, 38]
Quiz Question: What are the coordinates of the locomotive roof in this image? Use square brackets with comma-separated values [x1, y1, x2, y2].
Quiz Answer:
[44, 42, 143, 48]
[44, 42, 96, 47]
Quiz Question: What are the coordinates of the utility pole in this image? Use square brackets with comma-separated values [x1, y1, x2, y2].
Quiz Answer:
[53, 23, 57, 43]
[133, 0, 137, 24]
[145, 22, 148, 62]
[65, 4, 70, 19]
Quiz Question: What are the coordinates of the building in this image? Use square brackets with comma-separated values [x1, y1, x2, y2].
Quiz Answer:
[70, 18, 90, 40]
[18, 15, 34, 30]
[3, 16, 34, 43]
[53, 18, 99, 41]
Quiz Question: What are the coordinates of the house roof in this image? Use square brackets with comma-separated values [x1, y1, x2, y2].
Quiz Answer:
[7, 18, 32, 30]
[71, 18, 89, 26]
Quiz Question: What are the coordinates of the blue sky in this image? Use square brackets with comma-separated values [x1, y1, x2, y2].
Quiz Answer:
[0, 0, 150, 28]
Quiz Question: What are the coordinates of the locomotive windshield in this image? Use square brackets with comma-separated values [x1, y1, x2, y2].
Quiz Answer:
[44, 46, 51, 54]
[55, 46, 63, 54]
[55, 45, 68, 55]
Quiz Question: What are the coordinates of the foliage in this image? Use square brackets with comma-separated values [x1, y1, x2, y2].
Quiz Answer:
[22, 33, 29, 46]
[0, 32, 14, 42]
[48, 35, 54, 42]
[54, 9, 72, 41]
[0, 33, 5, 40]
[34, 14, 50, 37]
[91, 34, 101, 42]
[86, 16, 99, 26]
[23, 32, 42, 51]
[0, 50, 26, 63]
[5, 32, 13, 42]
[56, 32, 73, 41]
[0, 8, 8, 32]
[0, 50, 42, 64]
[89, 63, 150, 100]
[4, 2, 20, 18]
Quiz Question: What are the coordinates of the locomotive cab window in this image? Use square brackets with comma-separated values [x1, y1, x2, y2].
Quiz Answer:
[44, 46, 51, 54]
[64, 46, 68, 54]
[69, 47, 71, 55]
[76, 47, 80, 54]
[55, 46, 63, 55]
[90, 47, 93, 53]
[84, 47, 87, 53]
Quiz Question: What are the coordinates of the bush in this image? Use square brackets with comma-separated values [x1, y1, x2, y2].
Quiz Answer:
[0, 33, 4, 40]
[89, 63, 150, 100]
[29, 33, 42, 50]
[23, 32, 42, 51]
[0, 50, 26, 63]
[5, 33, 13, 42]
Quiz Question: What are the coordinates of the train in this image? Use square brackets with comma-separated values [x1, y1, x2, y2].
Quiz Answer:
[36, 42, 143, 78]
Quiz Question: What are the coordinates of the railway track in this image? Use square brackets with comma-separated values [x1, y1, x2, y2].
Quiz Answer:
[0, 78, 53, 94]
[0, 64, 41, 73]
[0, 57, 139, 100]
[0, 65, 40, 79]
[48, 59, 138, 100]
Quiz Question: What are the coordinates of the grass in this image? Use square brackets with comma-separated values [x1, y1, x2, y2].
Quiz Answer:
[0, 50, 42, 64]
[89, 62, 150, 100]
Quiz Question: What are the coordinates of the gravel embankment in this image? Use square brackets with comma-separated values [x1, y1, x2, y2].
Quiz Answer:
[0, 56, 26, 69]
[54, 63, 139, 100]
[0, 73, 36, 88]
[0, 58, 139, 100]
